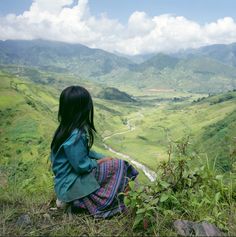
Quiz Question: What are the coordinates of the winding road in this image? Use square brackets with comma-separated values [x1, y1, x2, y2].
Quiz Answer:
[102, 113, 157, 182]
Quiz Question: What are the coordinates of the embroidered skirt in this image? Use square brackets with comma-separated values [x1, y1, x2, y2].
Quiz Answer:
[72, 159, 138, 218]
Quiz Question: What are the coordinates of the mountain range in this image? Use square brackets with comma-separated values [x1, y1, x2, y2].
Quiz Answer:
[176, 43, 236, 67]
[0, 39, 236, 92]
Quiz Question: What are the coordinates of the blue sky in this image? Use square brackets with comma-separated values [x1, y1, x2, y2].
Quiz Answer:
[90, 0, 236, 24]
[0, 0, 236, 54]
[1, 0, 236, 24]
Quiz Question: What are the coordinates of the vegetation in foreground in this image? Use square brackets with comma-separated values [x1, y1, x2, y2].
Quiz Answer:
[1, 139, 235, 236]
[125, 139, 236, 235]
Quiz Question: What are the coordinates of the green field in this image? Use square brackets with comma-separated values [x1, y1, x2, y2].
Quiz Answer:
[105, 93, 236, 170]
[0, 68, 235, 236]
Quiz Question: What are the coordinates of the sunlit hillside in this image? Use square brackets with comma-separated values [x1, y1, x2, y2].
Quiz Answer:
[0, 40, 236, 236]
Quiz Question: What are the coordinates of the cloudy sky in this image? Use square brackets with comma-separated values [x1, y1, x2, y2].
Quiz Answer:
[0, 0, 236, 55]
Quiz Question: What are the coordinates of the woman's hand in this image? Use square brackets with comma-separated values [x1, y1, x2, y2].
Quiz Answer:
[97, 157, 113, 164]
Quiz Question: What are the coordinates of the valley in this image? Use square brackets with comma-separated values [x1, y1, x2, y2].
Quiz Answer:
[0, 40, 236, 236]
[1, 67, 235, 192]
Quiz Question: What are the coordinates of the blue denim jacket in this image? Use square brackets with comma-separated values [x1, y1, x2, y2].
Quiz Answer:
[50, 129, 105, 202]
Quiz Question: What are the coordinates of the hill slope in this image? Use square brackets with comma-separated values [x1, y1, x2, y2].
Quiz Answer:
[98, 87, 136, 102]
[0, 70, 235, 236]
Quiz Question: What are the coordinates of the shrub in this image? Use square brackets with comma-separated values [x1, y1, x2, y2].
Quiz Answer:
[125, 140, 236, 234]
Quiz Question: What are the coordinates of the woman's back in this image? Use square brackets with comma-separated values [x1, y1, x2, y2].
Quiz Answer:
[51, 128, 100, 202]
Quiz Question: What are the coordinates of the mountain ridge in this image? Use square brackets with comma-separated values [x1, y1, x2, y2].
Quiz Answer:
[1, 39, 236, 93]
[174, 42, 236, 67]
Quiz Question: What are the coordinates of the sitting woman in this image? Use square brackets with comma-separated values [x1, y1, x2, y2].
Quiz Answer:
[50, 85, 138, 218]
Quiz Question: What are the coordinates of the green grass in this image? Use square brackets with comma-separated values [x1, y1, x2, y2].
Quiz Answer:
[104, 92, 236, 172]
[0, 69, 235, 236]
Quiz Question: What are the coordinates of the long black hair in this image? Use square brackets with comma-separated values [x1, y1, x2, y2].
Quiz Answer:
[51, 86, 96, 153]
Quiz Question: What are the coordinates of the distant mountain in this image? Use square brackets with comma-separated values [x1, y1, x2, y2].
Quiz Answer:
[101, 54, 236, 93]
[114, 51, 156, 64]
[133, 53, 179, 71]
[0, 39, 133, 77]
[160, 56, 236, 92]
[177, 56, 236, 78]
[175, 43, 236, 67]
[0, 39, 236, 93]
[97, 87, 136, 102]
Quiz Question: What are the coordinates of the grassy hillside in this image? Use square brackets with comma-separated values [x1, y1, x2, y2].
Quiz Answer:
[193, 92, 236, 171]
[0, 72, 57, 203]
[97, 87, 136, 102]
[0, 70, 152, 235]
[0, 66, 235, 175]
[104, 91, 236, 171]
[0, 69, 235, 236]
[0, 70, 151, 198]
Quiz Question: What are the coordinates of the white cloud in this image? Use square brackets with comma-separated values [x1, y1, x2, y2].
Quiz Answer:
[31, 0, 74, 13]
[0, 0, 236, 55]
[127, 11, 155, 37]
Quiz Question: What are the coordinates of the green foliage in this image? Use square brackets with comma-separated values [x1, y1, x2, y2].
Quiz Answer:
[210, 93, 235, 105]
[125, 138, 236, 234]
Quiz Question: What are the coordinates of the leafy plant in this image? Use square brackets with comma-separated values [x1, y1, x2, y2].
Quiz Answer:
[124, 137, 236, 234]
